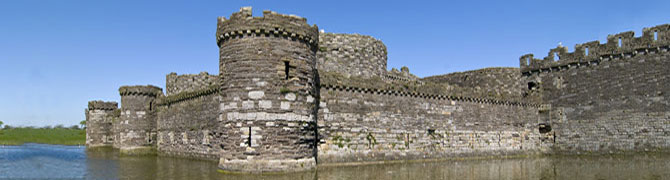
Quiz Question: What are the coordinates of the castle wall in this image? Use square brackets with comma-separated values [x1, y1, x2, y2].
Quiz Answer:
[521, 24, 670, 153]
[422, 68, 525, 102]
[155, 86, 221, 160]
[316, 79, 544, 164]
[83, 7, 670, 173]
[166, 72, 218, 96]
[86, 101, 118, 147]
[317, 33, 387, 78]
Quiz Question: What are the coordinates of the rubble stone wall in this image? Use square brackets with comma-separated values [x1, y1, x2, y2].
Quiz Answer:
[317, 33, 387, 78]
[422, 67, 524, 102]
[156, 86, 221, 160]
[521, 25, 670, 153]
[166, 72, 218, 96]
[317, 78, 545, 164]
[86, 101, 118, 147]
[216, 7, 320, 172]
[115, 85, 163, 154]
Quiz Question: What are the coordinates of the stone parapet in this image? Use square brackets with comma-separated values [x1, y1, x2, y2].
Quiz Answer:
[216, 7, 319, 48]
[520, 24, 670, 74]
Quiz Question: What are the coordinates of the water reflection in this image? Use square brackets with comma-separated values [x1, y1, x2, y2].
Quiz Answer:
[2, 144, 670, 179]
[0, 143, 87, 179]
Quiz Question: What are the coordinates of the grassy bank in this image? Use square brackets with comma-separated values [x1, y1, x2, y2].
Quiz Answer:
[0, 127, 86, 145]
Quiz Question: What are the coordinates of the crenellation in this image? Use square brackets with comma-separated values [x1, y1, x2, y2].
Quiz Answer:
[216, 7, 319, 49]
[85, 7, 670, 173]
[521, 24, 670, 73]
[87, 100, 118, 111]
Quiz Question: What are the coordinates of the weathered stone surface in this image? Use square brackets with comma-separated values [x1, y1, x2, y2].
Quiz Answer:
[115, 85, 162, 154]
[521, 44, 670, 154]
[317, 84, 543, 164]
[216, 7, 319, 172]
[317, 33, 387, 78]
[156, 92, 221, 160]
[166, 72, 218, 96]
[84, 6, 670, 173]
[86, 101, 118, 147]
[423, 67, 525, 102]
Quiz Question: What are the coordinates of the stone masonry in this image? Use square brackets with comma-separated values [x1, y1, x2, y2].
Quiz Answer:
[85, 101, 118, 147]
[84, 7, 670, 173]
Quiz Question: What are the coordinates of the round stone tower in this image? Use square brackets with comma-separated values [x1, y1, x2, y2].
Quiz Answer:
[86, 100, 118, 147]
[116, 85, 163, 154]
[216, 7, 320, 172]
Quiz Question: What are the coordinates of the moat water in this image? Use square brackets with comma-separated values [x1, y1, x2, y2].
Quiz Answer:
[1, 144, 670, 179]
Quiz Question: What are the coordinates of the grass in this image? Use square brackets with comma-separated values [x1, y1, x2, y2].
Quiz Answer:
[0, 127, 86, 145]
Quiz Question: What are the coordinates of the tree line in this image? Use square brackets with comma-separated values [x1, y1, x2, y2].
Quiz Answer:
[0, 120, 87, 130]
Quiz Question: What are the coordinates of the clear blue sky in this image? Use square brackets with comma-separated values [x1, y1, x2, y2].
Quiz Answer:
[1, 0, 669, 127]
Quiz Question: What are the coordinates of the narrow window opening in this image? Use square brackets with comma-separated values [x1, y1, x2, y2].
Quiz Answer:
[284, 61, 290, 80]
[618, 37, 622, 47]
[585, 47, 589, 56]
[247, 126, 252, 147]
[554, 52, 560, 61]
[526, 57, 531, 65]
[528, 82, 537, 90]
[654, 31, 659, 41]
[427, 129, 435, 135]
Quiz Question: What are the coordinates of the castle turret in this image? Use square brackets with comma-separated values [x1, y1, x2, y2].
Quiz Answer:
[216, 7, 320, 172]
[115, 85, 162, 154]
[85, 100, 118, 147]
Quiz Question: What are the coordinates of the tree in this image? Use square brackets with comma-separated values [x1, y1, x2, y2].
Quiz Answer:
[0, 120, 3, 129]
[80, 120, 86, 129]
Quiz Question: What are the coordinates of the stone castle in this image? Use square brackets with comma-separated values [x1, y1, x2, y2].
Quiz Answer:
[85, 7, 670, 173]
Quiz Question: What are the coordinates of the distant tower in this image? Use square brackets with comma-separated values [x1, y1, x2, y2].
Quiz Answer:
[216, 7, 320, 172]
[85, 100, 118, 147]
[116, 85, 162, 154]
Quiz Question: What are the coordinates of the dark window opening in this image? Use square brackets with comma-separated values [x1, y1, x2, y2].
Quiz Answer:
[284, 61, 290, 80]
[539, 123, 552, 133]
[247, 126, 252, 147]
[427, 129, 435, 135]
[528, 82, 538, 90]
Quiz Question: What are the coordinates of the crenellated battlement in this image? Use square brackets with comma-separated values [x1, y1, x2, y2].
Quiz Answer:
[87, 100, 118, 111]
[156, 85, 219, 106]
[119, 85, 163, 97]
[520, 24, 670, 75]
[216, 7, 319, 48]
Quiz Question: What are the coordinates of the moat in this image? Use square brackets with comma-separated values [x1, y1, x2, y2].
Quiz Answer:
[0, 144, 668, 179]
